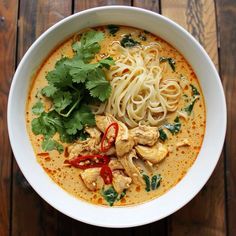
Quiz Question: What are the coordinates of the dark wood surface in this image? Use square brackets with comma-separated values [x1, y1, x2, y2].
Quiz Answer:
[0, 0, 235, 235]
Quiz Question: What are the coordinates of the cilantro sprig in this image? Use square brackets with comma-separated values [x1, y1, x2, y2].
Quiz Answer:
[31, 30, 114, 153]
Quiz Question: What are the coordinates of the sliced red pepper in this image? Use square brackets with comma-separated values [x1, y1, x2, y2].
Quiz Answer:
[100, 122, 119, 152]
[66, 155, 109, 170]
[100, 165, 113, 184]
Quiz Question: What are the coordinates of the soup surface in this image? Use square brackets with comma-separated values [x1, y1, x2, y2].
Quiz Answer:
[26, 26, 205, 206]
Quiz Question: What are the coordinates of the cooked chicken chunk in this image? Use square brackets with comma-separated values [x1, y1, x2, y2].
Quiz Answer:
[68, 138, 100, 159]
[135, 143, 168, 164]
[108, 158, 124, 170]
[119, 150, 144, 185]
[85, 127, 101, 145]
[95, 114, 134, 157]
[112, 170, 132, 194]
[130, 125, 158, 146]
[80, 168, 104, 191]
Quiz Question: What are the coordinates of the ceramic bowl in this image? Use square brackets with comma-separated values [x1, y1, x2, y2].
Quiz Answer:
[8, 6, 226, 228]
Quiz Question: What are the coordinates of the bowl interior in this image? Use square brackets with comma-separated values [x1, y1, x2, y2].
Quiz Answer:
[8, 6, 226, 228]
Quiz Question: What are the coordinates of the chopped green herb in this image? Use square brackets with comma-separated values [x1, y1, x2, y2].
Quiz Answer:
[184, 98, 199, 115]
[120, 34, 140, 48]
[151, 174, 162, 190]
[101, 186, 118, 206]
[32, 101, 44, 115]
[42, 137, 63, 153]
[72, 30, 104, 63]
[190, 84, 200, 96]
[107, 24, 119, 35]
[164, 117, 181, 134]
[159, 56, 176, 71]
[159, 128, 168, 141]
[183, 94, 188, 98]
[143, 174, 151, 192]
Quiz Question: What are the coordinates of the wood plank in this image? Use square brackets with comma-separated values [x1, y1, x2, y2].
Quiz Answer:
[161, 1, 225, 235]
[216, 0, 236, 235]
[55, 0, 133, 234]
[131, 1, 167, 236]
[74, 0, 131, 11]
[0, 0, 18, 235]
[12, 1, 71, 235]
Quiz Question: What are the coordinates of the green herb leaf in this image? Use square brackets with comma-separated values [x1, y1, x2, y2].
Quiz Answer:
[52, 91, 72, 113]
[72, 30, 104, 63]
[139, 33, 147, 41]
[164, 117, 181, 134]
[42, 137, 63, 153]
[151, 174, 162, 190]
[143, 174, 151, 192]
[159, 56, 176, 71]
[117, 189, 127, 201]
[190, 84, 200, 96]
[101, 186, 118, 206]
[41, 85, 58, 97]
[46, 58, 72, 88]
[158, 128, 168, 141]
[32, 101, 44, 115]
[107, 25, 119, 35]
[86, 68, 112, 102]
[120, 34, 140, 48]
[184, 98, 198, 115]
[64, 105, 95, 135]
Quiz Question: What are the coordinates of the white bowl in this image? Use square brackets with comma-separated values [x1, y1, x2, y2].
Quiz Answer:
[8, 6, 226, 228]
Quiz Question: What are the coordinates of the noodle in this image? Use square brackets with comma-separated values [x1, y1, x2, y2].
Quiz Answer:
[92, 43, 182, 128]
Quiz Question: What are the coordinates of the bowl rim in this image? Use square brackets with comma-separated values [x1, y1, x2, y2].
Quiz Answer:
[7, 5, 227, 228]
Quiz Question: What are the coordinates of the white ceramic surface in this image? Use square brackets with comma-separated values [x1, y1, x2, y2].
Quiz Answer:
[8, 6, 226, 228]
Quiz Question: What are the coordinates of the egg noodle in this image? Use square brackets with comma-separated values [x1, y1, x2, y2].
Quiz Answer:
[92, 42, 182, 128]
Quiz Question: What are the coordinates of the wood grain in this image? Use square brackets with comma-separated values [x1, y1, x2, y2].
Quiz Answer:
[216, 0, 236, 235]
[12, 1, 71, 235]
[133, 0, 160, 12]
[74, 0, 131, 11]
[161, 0, 225, 235]
[0, 0, 18, 235]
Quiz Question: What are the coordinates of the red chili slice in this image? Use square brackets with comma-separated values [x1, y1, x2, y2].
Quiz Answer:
[66, 155, 109, 170]
[100, 165, 113, 184]
[100, 122, 119, 152]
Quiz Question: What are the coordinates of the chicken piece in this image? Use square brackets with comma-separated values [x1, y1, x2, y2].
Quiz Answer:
[176, 138, 190, 148]
[130, 125, 159, 146]
[135, 143, 168, 164]
[95, 114, 134, 157]
[112, 170, 132, 194]
[68, 138, 100, 159]
[80, 168, 104, 191]
[85, 127, 101, 145]
[119, 150, 144, 185]
[108, 158, 124, 170]
[115, 121, 135, 157]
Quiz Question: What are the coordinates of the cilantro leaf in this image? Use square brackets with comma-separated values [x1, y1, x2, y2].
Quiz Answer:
[46, 58, 72, 88]
[120, 34, 140, 48]
[41, 85, 57, 97]
[32, 101, 44, 115]
[184, 98, 199, 115]
[31, 112, 57, 137]
[158, 128, 168, 141]
[86, 68, 112, 102]
[159, 57, 176, 72]
[42, 138, 63, 153]
[99, 57, 115, 69]
[64, 104, 95, 135]
[52, 91, 72, 113]
[101, 186, 118, 206]
[72, 30, 104, 63]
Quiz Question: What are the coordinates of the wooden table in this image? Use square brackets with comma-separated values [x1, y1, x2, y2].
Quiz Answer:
[0, 0, 235, 235]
